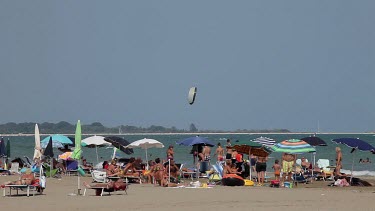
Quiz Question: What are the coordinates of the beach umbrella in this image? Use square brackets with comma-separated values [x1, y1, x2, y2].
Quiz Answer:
[6, 138, 10, 158]
[252, 137, 276, 147]
[41, 134, 73, 145]
[332, 138, 375, 183]
[58, 152, 73, 160]
[43, 137, 54, 158]
[82, 135, 111, 164]
[104, 136, 134, 155]
[301, 136, 327, 147]
[233, 140, 271, 180]
[301, 136, 327, 181]
[126, 138, 165, 170]
[176, 136, 215, 147]
[177, 136, 214, 167]
[0, 137, 5, 158]
[71, 120, 83, 195]
[43, 137, 55, 178]
[34, 124, 42, 161]
[41, 140, 64, 148]
[71, 120, 82, 160]
[270, 139, 316, 154]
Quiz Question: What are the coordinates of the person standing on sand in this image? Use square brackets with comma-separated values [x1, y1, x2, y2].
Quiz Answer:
[225, 139, 232, 160]
[281, 153, 296, 185]
[256, 155, 267, 186]
[335, 147, 342, 176]
[214, 143, 224, 162]
[167, 145, 174, 160]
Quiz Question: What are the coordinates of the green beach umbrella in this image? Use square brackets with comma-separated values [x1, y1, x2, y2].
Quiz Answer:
[270, 139, 316, 154]
[71, 120, 82, 160]
[6, 138, 10, 158]
[71, 120, 83, 196]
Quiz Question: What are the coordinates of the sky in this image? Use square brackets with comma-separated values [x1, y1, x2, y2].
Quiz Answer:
[0, 1, 374, 132]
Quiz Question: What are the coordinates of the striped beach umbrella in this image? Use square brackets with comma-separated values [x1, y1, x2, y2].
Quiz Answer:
[270, 139, 316, 153]
[252, 136, 276, 147]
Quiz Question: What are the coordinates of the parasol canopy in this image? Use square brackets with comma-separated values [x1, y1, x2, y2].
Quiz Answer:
[176, 136, 214, 147]
[270, 139, 316, 153]
[301, 136, 327, 146]
[104, 136, 134, 155]
[332, 138, 375, 151]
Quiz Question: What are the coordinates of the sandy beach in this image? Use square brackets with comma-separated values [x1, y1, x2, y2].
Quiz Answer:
[1, 175, 375, 211]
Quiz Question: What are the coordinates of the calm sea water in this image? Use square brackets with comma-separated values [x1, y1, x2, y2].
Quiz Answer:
[3, 133, 375, 176]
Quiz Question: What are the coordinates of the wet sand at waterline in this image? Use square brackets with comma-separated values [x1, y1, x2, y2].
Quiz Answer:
[1, 175, 375, 211]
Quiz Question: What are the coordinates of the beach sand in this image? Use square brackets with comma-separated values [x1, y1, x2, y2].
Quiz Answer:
[1, 175, 375, 211]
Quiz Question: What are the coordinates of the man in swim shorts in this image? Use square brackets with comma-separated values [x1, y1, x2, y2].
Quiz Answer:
[282, 153, 296, 185]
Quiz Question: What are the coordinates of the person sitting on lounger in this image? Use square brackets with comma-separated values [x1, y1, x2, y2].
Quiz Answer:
[166, 160, 180, 181]
[123, 157, 140, 177]
[106, 159, 121, 177]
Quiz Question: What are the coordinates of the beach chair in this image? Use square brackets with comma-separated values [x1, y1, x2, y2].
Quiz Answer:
[209, 163, 223, 184]
[316, 159, 334, 181]
[9, 162, 20, 174]
[91, 170, 108, 183]
[66, 160, 79, 176]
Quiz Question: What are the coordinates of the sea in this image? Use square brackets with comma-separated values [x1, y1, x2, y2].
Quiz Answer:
[3, 133, 375, 176]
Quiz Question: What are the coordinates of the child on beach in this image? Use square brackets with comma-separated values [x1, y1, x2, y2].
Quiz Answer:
[272, 159, 281, 181]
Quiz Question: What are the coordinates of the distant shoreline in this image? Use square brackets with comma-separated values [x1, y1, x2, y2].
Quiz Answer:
[1, 132, 374, 136]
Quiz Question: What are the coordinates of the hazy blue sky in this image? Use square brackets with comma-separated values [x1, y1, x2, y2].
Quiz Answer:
[0, 1, 374, 132]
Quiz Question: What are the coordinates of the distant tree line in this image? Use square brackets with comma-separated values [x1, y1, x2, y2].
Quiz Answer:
[0, 121, 290, 134]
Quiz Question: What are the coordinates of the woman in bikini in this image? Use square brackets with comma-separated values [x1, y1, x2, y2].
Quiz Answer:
[123, 157, 140, 177]
[167, 145, 174, 160]
[335, 147, 343, 176]
[106, 159, 121, 177]
[151, 158, 166, 186]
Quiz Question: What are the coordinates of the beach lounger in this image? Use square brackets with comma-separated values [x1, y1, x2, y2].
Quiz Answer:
[91, 170, 108, 183]
[316, 159, 334, 181]
[9, 162, 20, 174]
[66, 160, 79, 176]
[2, 176, 45, 197]
[83, 183, 128, 196]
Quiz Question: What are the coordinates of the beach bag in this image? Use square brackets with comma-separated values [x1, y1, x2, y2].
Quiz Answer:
[40, 175, 46, 189]
[270, 180, 280, 188]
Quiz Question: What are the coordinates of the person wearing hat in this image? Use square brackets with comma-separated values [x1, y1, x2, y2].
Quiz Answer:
[167, 145, 174, 160]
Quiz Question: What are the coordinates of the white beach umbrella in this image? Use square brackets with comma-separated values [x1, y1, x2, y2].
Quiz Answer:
[126, 138, 164, 170]
[81, 135, 111, 164]
[33, 124, 42, 161]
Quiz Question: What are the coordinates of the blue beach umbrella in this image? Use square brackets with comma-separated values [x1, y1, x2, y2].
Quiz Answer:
[332, 138, 375, 183]
[332, 138, 375, 151]
[41, 134, 73, 145]
[176, 136, 215, 147]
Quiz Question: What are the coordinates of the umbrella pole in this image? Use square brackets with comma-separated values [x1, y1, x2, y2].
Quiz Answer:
[168, 159, 171, 184]
[351, 151, 355, 184]
[145, 148, 148, 170]
[96, 146, 99, 164]
[50, 158, 53, 178]
[249, 148, 252, 180]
